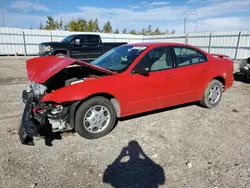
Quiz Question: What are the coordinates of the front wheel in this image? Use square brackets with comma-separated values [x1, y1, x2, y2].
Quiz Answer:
[55, 53, 67, 57]
[199, 79, 223, 108]
[75, 97, 117, 139]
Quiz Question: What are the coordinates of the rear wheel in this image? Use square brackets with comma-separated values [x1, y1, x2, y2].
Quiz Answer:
[200, 79, 223, 108]
[75, 97, 117, 139]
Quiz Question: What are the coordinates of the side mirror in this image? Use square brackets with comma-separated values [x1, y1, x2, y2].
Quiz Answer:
[73, 39, 80, 45]
[133, 67, 150, 76]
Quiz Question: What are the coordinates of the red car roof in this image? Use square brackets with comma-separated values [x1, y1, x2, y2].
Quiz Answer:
[125, 42, 209, 55]
[125, 42, 187, 46]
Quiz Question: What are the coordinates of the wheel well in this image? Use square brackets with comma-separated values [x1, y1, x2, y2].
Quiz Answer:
[212, 76, 225, 91]
[213, 76, 225, 86]
[54, 50, 68, 56]
[75, 93, 121, 117]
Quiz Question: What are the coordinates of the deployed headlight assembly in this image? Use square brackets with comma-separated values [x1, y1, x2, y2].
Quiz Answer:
[28, 82, 47, 96]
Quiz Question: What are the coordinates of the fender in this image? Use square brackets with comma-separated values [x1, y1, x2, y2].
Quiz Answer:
[207, 57, 234, 90]
[41, 76, 127, 116]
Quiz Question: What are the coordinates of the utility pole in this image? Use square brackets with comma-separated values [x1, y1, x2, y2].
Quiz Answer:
[0, 0, 5, 27]
[196, 20, 198, 32]
[184, 17, 187, 34]
[184, 10, 196, 34]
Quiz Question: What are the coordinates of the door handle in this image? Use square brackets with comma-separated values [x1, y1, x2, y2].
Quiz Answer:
[167, 76, 172, 79]
[82, 45, 87, 47]
[203, 69, 208, 73]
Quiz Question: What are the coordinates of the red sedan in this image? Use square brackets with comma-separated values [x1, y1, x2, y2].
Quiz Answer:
[19, 43, 234, 145]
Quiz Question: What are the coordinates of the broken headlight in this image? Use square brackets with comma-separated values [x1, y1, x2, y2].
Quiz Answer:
[28, 82, 47, 96]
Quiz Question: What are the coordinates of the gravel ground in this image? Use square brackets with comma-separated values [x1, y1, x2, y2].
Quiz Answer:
[0, 57, 249, 188]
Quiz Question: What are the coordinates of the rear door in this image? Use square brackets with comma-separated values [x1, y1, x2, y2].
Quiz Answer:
[169, 46, 210, 103]
[82, 35, 103, 62]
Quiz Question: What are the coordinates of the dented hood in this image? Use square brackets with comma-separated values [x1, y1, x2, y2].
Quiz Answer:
[26, 56, 116, 83]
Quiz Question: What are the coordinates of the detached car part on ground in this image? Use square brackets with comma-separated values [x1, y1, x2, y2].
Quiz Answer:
[239, 57, 250, 80]
[19, 43, 234, 145]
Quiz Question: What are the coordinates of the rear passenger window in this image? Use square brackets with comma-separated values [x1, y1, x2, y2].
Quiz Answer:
[173, 47, 207, 67]
[85, 35, 100, 44]
[79, 36, 85, 44]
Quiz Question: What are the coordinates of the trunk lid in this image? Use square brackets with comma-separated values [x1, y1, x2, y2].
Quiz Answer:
[26, 56, 116, 83]
[211, 53, 230, 59]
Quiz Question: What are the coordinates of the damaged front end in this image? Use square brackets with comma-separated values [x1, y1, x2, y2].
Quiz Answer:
[19, 56, 115, 145]
[19, 82, 71, 145]
[239, 57, 250, 79]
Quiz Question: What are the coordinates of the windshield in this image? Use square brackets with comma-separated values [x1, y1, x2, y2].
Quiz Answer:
[91, 45, 147, 73]
[61, 35, 75, 43]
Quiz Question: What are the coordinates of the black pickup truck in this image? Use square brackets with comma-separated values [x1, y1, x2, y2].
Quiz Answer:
[38, 34, 127, 62]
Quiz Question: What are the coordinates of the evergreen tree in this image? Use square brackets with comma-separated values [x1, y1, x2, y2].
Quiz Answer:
[103, 21, 112, 33]
[93, 18, 100, 32]
[114, 28, 119, 34]
[130, 30, 137, 35]
[39, 16, 63, 30]
[122, 28, 127, 34]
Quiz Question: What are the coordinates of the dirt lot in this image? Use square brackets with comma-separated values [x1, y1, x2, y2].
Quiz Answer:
[0, 57, 249, 188]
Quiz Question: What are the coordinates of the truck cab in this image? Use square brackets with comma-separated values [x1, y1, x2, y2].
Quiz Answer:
[38, 34, 127, 62]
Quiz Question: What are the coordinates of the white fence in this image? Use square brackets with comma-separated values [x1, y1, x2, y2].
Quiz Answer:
[0, 27, 250, 59]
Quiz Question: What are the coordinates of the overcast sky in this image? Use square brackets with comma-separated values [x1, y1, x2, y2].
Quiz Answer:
[2, 0, 250, 33]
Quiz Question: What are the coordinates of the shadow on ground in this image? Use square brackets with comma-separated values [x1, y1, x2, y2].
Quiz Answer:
[38, 124, 63, 146]
[37, 123, 73, 146]
[37, 102, 196, 147]
[120, 102, 197, 121]
[103, 140, 165, 188]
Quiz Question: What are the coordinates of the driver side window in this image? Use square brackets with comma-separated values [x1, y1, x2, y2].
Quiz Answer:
[135, 47, 172, 72]
[71, 36, 85, 45]
[71, 37, 79, 44]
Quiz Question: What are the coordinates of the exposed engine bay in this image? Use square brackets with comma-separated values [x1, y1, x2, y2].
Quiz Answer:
[22, 64, 109, 141]
[44, 64, 106, 91]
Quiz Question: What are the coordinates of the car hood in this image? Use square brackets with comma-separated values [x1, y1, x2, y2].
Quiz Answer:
[40, 42, 60, 46]
[26, 56, 116, 83]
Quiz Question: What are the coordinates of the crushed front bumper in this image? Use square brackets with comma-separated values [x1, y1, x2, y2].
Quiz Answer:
[239, 68, 250, 79]
[18, 96, 39, 146]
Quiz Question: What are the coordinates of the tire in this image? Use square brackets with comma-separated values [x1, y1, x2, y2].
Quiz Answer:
[199, 79, 223, 108]
[75, 96, 117, 139]
[55, 53, 67, 57]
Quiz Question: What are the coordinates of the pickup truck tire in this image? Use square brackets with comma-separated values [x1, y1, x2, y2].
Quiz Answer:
[199, 79, 223, 108]
[55, 53, 67, 57]
[75, 96, 117, 139]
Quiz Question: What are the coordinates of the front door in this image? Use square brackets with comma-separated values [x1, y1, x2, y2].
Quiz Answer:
[70, 35, 85, 59]
[123, 47, 175, 115]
